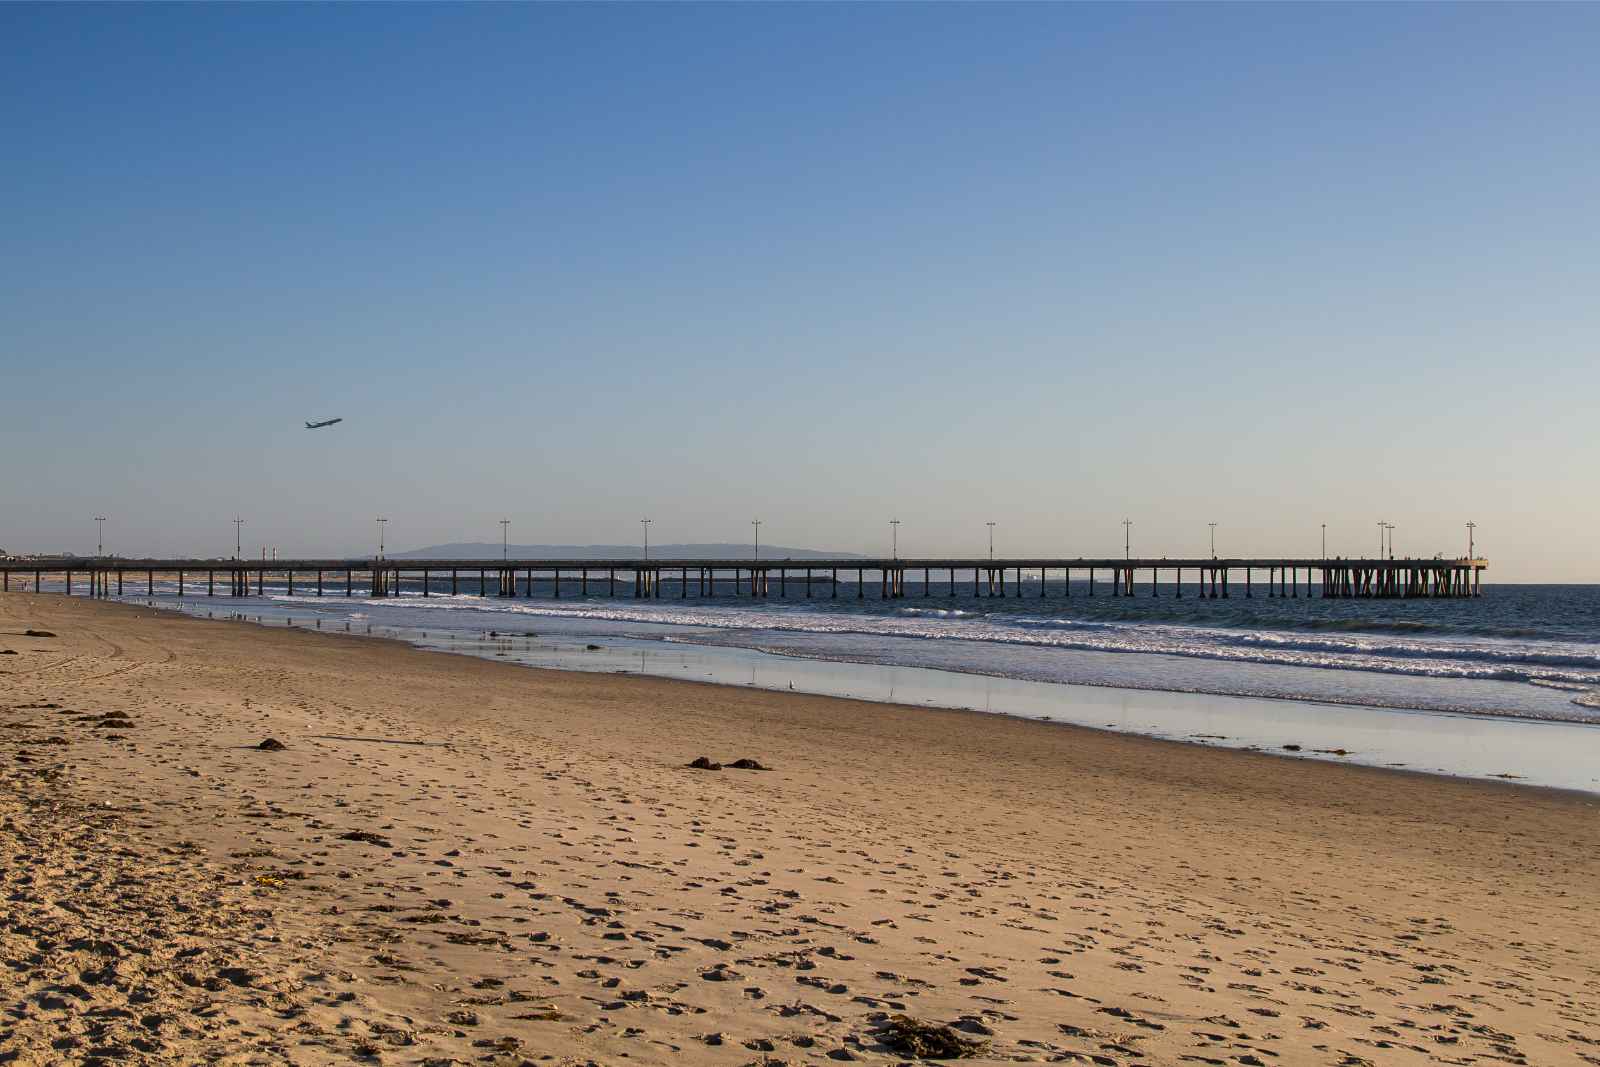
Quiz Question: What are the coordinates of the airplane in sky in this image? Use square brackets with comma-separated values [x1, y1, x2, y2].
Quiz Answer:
[304, 417, 344, 429]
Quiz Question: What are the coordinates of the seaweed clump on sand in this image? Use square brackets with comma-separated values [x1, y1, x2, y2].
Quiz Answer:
[880, 1015, 989, 1059]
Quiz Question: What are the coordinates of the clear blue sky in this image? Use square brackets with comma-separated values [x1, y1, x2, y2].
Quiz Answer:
[3, 4, 1595, 579]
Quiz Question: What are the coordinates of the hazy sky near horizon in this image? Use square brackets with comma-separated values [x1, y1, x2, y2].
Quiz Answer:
[3, 5, 1596, 581]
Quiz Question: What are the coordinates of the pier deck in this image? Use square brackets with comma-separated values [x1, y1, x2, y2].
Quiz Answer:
[4, 557, 1487, 600]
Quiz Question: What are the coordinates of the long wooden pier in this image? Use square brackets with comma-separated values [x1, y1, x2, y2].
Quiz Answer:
[4, 557, 1487, 600]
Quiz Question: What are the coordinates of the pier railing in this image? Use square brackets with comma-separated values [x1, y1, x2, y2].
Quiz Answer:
[3, 557, 1487, 600]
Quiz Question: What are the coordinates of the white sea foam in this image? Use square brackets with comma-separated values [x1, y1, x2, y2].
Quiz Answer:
[251, 591, 1600, 690]
[1529, 678, 1592, 692]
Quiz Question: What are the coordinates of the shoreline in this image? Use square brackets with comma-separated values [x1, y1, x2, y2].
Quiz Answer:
[106, 581, 1600, 724]
[115, 591, 1600, 793]
[221, 607, 1600, 797]
[17, 594, 1598, 811]
[3, 593, 1598, 1066]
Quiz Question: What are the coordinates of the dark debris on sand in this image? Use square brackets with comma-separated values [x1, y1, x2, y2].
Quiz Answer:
[256, 738, 287, 751]
[879, 1015, 990, 1059]
[688, 756, 774, 771]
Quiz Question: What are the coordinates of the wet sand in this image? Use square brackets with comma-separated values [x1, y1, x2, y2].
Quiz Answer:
[2, 593, 1597, 1066]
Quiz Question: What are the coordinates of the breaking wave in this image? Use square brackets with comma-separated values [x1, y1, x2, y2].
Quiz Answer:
[256, 590, 1600, 690]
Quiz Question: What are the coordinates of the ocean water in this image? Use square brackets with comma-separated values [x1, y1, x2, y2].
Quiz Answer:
[79, 575, 1600, 790]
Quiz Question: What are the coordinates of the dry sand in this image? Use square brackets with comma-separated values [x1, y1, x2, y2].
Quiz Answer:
[1, 593, 1597, 1067]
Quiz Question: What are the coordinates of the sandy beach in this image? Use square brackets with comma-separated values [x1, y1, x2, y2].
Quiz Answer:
[2, 593, 1597, 1067]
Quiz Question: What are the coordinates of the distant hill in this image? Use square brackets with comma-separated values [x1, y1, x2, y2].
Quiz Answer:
[391, 542, 868, 561]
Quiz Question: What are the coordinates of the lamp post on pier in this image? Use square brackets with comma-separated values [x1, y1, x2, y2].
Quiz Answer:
[94, 516, 107, 557]
[1321, 523, 1326, 560]
[986, 522, 996, 561]
[1208, 523, 1217, 559]
[1385, 523, 1396, 559]
[1122, 519, 1133, 560]
[499, 519, 510, 560]
[233, 517, 244, 560]
[751, 520, 761, 561]
[1466, 521, 1476, 560]
[376, 518, 388, 561]
[1377, 521, 1385, 559]
[890, 519, 900, 561]
[641, 519, 652, 561]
